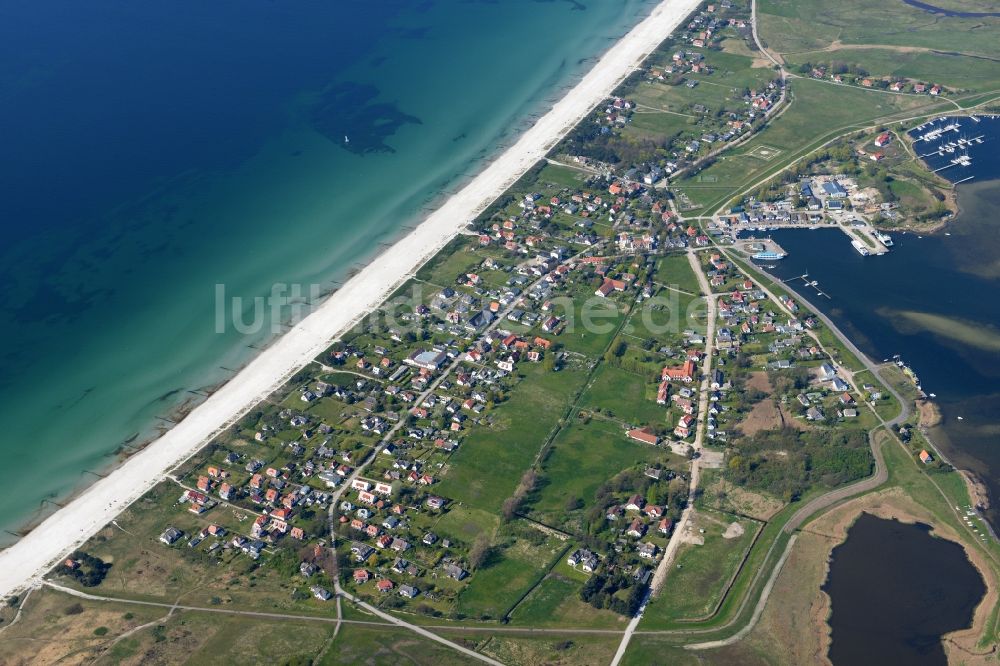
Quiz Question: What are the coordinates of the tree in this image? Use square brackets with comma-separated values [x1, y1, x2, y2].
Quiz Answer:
[469, 535, 493, 570]
[501, 496, 520, 522]
[543, 354, 556, 373]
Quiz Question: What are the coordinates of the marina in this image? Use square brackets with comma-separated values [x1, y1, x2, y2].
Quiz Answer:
[785, 272, 831, 299]
[909, 115, 999, 182]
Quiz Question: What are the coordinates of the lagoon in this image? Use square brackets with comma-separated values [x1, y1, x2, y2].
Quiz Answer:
[824, 514, 985, 665]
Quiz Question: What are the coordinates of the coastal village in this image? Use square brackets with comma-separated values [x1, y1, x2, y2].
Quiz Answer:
[6, 0, 998, 663]
[52, 160, 889, 621]
[41, 12, 918, 624]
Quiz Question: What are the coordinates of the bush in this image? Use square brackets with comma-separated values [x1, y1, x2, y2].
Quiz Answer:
[63, 551, 112, 587]
[726, 427, 872, 499]
[580, 572, 646, 616]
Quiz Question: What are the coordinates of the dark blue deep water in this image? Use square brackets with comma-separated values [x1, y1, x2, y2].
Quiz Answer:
[824, 514, 985, 666]
[0, 0, 659, 538]
[763, 116, 1000, 527]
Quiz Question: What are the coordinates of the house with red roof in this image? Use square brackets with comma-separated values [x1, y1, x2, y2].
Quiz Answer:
[627, 427, 660, 446]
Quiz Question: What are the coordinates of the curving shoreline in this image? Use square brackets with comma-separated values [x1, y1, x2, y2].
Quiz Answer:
[0, 0, 703, 600]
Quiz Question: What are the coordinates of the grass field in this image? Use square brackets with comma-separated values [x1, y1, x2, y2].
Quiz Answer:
[759, 0, 1000, 59]
[529, 418, 666, 529]
[674, 78, 942, 210]
[432, 505, 499, 546]
[577, 364, 666, 426]
[456, 533, 566, 620]
[553, 284, 629, 358]
[322, 624, 471, 666]
[655, 252, 701, 294]
[640, 509, 761, 627]
[436, 363, 588, 513]
[477, 631, 623, 666]
[537, 162, 590, 189]
[628, 109, 693, 141]
[508, 570, 628, 629]
[783, 47, 1000, 93]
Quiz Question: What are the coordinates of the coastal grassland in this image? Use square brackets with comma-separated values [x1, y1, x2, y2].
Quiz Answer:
[576, 364, 667, 427]
[626, 49, 776, 142]
[536, 162, 590, 189]
[527, 418, 667, 530]
[455, 527, 567, 620]
[758, 0, 1000, 59]
[435, 363, 588, 513]
[51, 481, 338, 615]
[320, 624, 473, 666]
[639, 509, 761, 626]
[783, 47, 1000, 94]
[142, 612, 333, 665]
[902, 0, 1000, 9]
[508, 566, 628, 629]
[50, 481, 206, 602]
[635, 51, 775, 113]
[475, 632, 622, 666]
[413, 236, 480, 287]
[0, 587, 164, 665]
[710, 434, 1000, 663]
[673, 79, 942, 211]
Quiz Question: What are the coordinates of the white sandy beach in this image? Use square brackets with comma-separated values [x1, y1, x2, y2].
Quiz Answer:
[0, 0, 702, 598]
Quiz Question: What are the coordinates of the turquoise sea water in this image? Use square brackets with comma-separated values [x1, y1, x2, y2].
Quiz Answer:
[0, 0, 659, 540]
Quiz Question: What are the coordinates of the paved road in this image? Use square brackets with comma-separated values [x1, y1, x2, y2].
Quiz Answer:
[721, 254, 902, 533]
[610, 250, 717, 666]
[783, 431, 888, 534]
[752, 268, 911, 426]
[609, 593, 650, 666]
[325, 244, 608, 663]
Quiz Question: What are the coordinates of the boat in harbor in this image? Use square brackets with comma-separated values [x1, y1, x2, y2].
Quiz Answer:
[876, 232, 894, 247]
[752, 250, 786, 261]
[851, 239, 870, 256]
